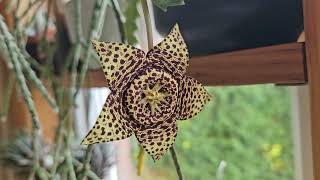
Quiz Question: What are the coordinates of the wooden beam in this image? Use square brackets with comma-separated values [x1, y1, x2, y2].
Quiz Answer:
[302, 0, 320, 179]
[85, 42, 307, 87]
[187, 42, 306, 86]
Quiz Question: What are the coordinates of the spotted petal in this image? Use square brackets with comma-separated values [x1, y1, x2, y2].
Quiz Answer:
[147, 24, 189, 75]
[92, 40, 145, 90]
[135, 120, 177, 160]
[81, 92, 133, 145]
[178, 76, 211, 120]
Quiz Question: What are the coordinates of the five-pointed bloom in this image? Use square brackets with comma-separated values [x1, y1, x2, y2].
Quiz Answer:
[81, 24, 211, 160]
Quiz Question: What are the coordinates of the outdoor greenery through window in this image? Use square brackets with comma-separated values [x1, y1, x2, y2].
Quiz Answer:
[133, 85, 294, 180]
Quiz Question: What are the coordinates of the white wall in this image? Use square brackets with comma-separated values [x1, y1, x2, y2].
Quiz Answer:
[292, 86, 314, 180]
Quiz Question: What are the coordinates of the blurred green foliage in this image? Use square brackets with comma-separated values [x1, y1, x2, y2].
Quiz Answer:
[135, 85, 294, 180]
[124, 0, 140, 45]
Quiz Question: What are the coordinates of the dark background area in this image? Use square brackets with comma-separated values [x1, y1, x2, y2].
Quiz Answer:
[154, 0, 304, 56]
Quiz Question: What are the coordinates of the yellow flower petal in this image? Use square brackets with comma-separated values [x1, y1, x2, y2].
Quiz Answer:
[81, 93, 133, 145]
[178, 76, 211, 120]
[92, 40, 145, 89]
[135, 120, 177, 161]
[147, 24, 189, 75]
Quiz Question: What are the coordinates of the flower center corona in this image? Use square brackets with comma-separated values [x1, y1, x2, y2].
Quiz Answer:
[142, 83, 170, 115]
[125, 68, 178, 126]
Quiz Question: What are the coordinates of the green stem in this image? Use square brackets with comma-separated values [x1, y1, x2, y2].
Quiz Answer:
[64, 114, 77, 180]
[70, 44, 82, 100]
[72, 158, 100, 180]
[79, 145, 94, 180]
[18, 0, 45, 20]
[0, 20, 45, 180]
[141, 0, 153, 50]
[74, 0, 83, 43]
[170, 147, 184, 180]
[0, 71, 15, 122]
[0, 19, 59, 112]
[64, 127, 77, 180]
[0, 19, 41, 130]
[111, 0, 126, 43]
[50, 110, 70, 179]
[76, 0, 109, 95]
[42, 0, 52, 41]
[0, 33, 13, 68]
[66, 150, 77, 180]
[18, 51, 59, 112]
[137, 146, 145, 176]
[69, 0, 83, 104]
[83, 145, 93, 165]
[23, 51, 43, 71]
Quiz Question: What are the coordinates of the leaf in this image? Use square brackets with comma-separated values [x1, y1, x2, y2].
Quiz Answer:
[124, 0, 140, 45]
[152, 0, 185, 12]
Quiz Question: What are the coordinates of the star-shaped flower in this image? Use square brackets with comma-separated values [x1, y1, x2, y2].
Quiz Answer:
[81, 24, 211, 160]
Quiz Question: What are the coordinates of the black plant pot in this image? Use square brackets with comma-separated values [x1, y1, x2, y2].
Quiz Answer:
[153, 0, 303, 56]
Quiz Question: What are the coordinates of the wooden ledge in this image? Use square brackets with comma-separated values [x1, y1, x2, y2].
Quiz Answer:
[85, 42, 307, 87]
[187, 42, 307, 86]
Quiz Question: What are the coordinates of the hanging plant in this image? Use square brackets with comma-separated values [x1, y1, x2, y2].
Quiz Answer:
[0, 0, 206, 179]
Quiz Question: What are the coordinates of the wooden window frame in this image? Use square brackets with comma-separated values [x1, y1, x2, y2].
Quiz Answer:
[303, 0, 320, 179]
